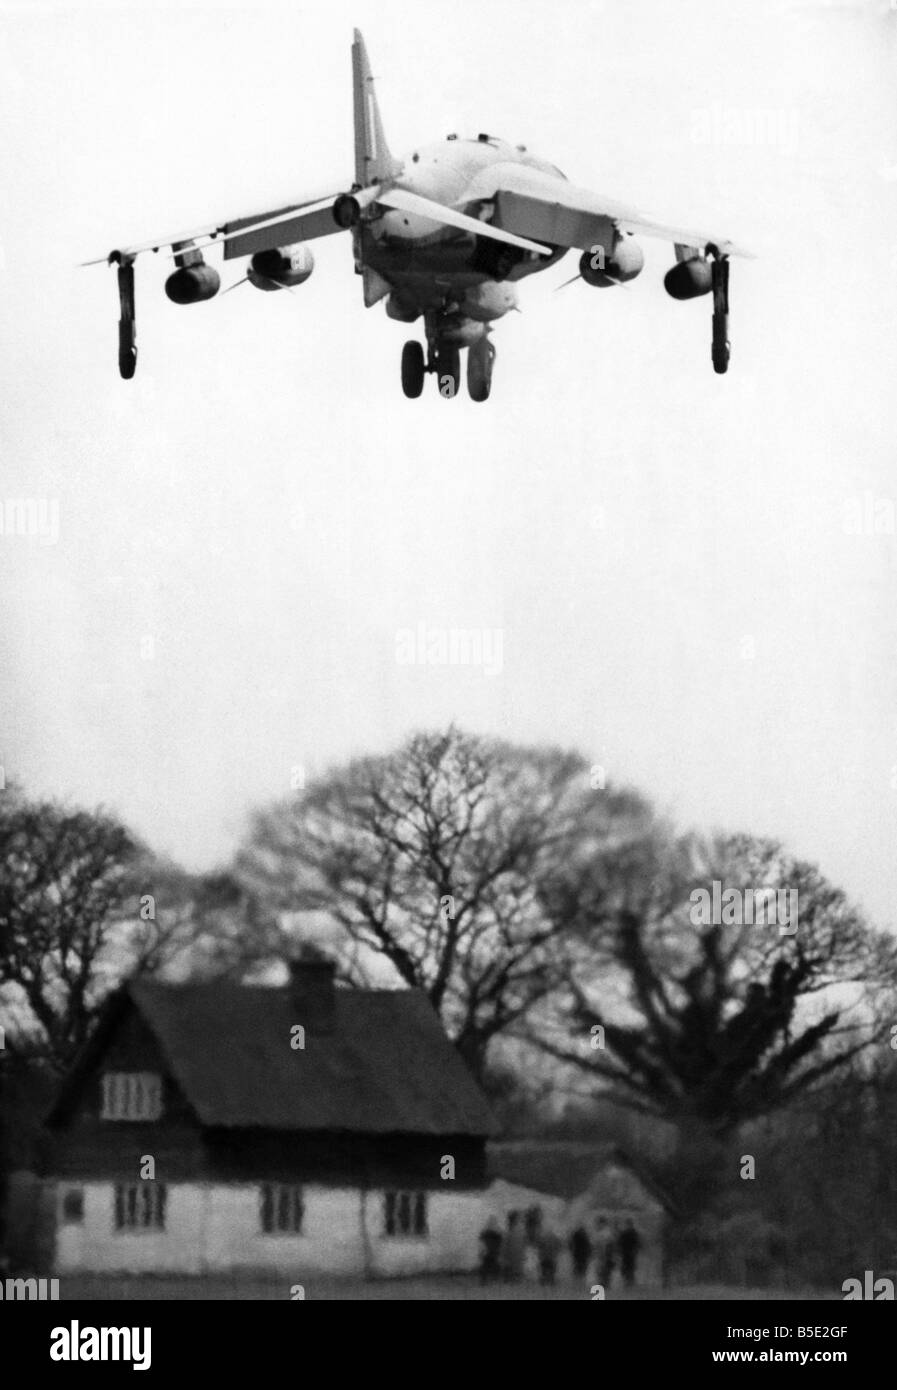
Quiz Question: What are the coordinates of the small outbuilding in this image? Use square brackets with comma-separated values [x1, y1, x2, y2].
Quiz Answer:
[486, 1139, 668, 1286]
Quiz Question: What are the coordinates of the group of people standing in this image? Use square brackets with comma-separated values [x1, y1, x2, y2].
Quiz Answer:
[570, 1216, 641, 1289]
[479, 1209, 642, 1290]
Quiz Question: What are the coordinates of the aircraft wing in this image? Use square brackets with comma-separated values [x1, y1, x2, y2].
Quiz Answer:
[81, 192, 345, 266]
[221, 199, 345, 260]
[485, 167, 751, 258]
[378, 187, 553, 256]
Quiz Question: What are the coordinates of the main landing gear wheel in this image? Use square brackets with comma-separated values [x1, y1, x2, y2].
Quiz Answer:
[708, 246, 730, 375]
[401, 340, 425, 398]
[435, 344, 461, 398]
[467, 339, 495, 402]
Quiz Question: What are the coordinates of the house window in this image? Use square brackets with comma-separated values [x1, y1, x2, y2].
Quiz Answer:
[260, 1183, 305, 1235]
[114, 1183, 166, 1232]
[383, 1191, 428, 1238]
[101, 1072, 163, 1121]
[61, 1188, 84, 1224]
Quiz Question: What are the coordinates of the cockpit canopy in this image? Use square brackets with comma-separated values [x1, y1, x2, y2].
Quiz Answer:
[446, 132, 566, 179]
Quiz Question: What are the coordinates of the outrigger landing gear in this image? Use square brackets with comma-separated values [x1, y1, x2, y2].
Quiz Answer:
[113, 252, 137, 380]
[707, 244, 730, 375]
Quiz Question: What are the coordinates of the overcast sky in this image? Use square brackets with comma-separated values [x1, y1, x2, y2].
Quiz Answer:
[1, 0, 895, 928]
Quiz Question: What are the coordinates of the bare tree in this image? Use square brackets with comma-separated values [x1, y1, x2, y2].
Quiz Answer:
[534, 829, 897, 1139]
[113, 860, 257, 982]
[0, 794, 136, 1068]
[236, 726, 650, 1078]
[0, 791, 236, 1068]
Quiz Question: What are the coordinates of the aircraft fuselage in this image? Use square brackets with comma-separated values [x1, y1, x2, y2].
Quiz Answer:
[356, 134, 569, 334]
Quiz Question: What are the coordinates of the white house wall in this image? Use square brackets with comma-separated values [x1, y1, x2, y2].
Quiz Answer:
[53, 1181, 487, 1278]
[56, 1183, 204, 1275]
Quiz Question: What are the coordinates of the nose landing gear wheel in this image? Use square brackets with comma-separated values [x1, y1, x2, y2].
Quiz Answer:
[467, 339, 495, 402]
[401, 340, 425, 398]
[435, 344, 461, 398]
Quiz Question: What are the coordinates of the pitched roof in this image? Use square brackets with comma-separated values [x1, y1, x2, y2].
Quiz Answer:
[487, 1140, 669, 1209]
[59, 979, 496, 1137]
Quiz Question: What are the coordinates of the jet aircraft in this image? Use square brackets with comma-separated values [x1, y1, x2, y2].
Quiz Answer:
[85, 29, 749, 399]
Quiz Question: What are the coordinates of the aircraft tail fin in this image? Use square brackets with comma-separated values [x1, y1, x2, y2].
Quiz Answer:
[352, 29, 401, 186]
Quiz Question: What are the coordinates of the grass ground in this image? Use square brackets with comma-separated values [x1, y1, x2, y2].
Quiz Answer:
[57, 1274, 838, 1300]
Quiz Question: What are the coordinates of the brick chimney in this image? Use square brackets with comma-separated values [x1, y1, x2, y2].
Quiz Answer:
[287, 945, 336, 1033]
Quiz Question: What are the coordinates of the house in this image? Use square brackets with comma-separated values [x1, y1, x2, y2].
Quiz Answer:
[485, 1140, 668, 1284]
[43, 957, 497, 1278]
